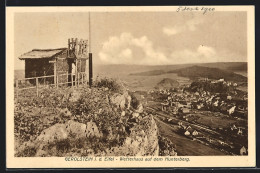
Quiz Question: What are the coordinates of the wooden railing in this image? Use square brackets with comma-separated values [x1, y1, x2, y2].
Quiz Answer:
[15, 72, 88, 98]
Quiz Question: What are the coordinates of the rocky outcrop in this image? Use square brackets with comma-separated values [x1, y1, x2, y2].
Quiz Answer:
[110, 91, 131, 110]
[105, 115, 159, 156]
[16, 89, 159, 157]
[16, 120, 102, 157]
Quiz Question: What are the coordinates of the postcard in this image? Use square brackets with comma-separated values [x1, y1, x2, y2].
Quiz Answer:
[6, 6, 255, 168]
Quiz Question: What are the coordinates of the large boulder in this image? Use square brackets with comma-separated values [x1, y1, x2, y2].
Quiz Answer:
[110, 93, 126, 109]
[86, 121, 102, 138]
[110, 92, 131, 110]
[36, 123, 68, 144]
[104, 115, 159, 156]
[65, 120, 87, 138]
[19, 120, 101, 157]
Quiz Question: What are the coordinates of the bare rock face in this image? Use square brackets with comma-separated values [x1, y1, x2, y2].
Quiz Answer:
[124, 92, 132, 109]
[86, 121, 102, 138]
[65, 120, 87, 138]
[136, 104, 144, 113]
[110, 93, 126, 109]
[110, 92, 132, 110]
[105, 115, 159, 156]
[24, 120, 101, 156]
[36, 123, 68, 144]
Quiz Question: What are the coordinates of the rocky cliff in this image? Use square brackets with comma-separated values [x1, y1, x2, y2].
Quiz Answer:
[15, 85, 160, 157]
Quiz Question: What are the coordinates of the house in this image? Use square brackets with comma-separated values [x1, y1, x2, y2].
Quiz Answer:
[231, 124, 237, 131]
[195, 92, 200, 96]
[218, 140, 225, 145]
[178, 121, 183, 126]
[197, 103, 204, 110]
[161, 100, 169, 111]
[18, 38, 89, 85]
[181, 107, 190, 114]
[240, 146, 247, 155]
[228, 106, 236, 115]
[227, 96, 232, 100]
[237, 127, 243, 135]
[192, 130, 199, 136]
[213, 100, 219, 107]
[184, 130, 190, 136]
[186, 126, 192, 130]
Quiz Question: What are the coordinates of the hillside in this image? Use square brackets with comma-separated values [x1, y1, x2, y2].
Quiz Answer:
[94, 62, 246, 75]
[227, 63, 247, 71]
[168, 66, 247, 82]
[129, 70, 165, 76]
[156, 78, 179, 89]
[14, 78, 179, 157]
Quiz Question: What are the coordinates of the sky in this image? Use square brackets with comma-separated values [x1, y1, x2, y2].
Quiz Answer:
[14, 11, 247, 70]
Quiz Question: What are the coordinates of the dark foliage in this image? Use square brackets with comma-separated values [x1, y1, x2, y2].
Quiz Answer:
[169, 66, 247, 82]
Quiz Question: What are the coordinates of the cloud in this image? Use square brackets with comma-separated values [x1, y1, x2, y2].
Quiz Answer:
[170, 45, 217, 64]
[99, 33, 243, 65]
[162, 27, 179, 36]
[197, 45, 216, 57]
[99, 33, 169, 65]
[163, 18, 204, 36]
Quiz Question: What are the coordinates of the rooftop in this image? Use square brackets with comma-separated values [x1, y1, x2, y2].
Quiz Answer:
[18, 48, 67, 60]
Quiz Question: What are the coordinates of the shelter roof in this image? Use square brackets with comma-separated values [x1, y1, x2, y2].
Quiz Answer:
[18, 48, 67, 60]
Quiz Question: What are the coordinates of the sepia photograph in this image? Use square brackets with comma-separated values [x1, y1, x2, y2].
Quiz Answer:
[6, 6, 255, 168]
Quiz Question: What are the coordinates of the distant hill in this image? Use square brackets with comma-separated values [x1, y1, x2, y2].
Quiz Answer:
[168, 66, 247, 82]
[129, 70, 165, 76]
[126, 62, 247, 76]
[227, 63, 247, 71]
[156, 78, 179, 89]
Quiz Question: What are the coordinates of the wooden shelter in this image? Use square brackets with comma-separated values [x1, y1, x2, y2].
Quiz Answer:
[18, 38, 89, 86]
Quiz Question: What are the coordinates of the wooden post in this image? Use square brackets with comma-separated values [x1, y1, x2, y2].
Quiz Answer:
[16, 80, 19, 98]
[36, 77, 39, 97]
[54, 61, 57, 87]
[71, 73, 73, 87]
[68, 38, 70, 56]
[66, 71, 68, 86]
[75, 38, 78, 55]
[78, 72, 80, 86]
[89, 53, 93, 87]
[75, 59, 78, 87]
[81, 73, 83, 85]
[56, 74, 59, 88]
[79, 59, 81, 73]
[43, 71, 46, 86]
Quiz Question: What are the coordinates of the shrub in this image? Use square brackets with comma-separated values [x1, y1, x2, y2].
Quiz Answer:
[94, 77, 123, 93]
